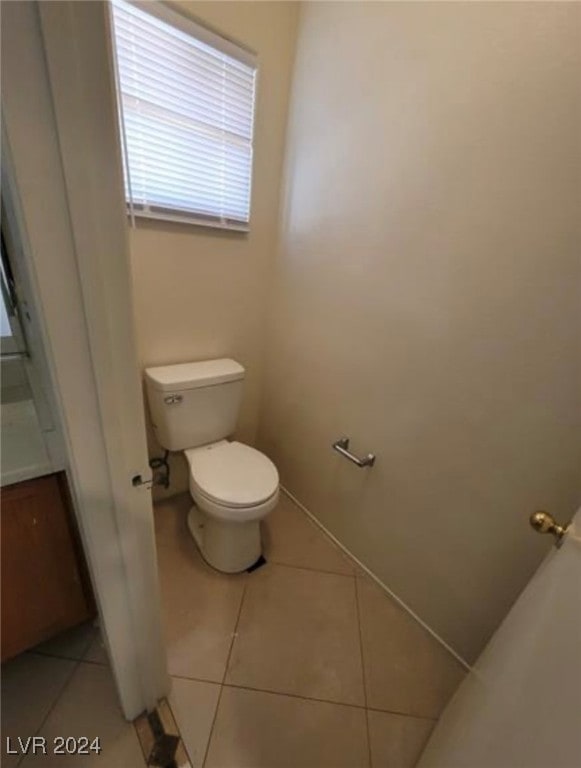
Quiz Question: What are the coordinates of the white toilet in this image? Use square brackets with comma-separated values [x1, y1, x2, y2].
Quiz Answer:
[145, 359, 279, 573]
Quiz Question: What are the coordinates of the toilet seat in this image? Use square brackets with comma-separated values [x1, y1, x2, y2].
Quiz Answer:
[185, 440, 279, 510]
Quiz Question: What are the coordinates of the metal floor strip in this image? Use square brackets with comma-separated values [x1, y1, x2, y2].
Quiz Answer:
[134, 699, 192, 768]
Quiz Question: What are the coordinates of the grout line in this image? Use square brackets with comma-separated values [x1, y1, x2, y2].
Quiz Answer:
[221, 680, 365, 711]
[200, 581, 248, 768]
[222, 579, 248, 685]
[265, 559, 354, 579]
[354, 575, 373, 768]
[201, 679, 223, 768]
[170, 672, 222, 686]
[281, 486, 472, 672]
[167, 673, 443, 722]
[220, 680, 442, 721]
[365, 705, 437, 722]
[222, 581, 248, 685]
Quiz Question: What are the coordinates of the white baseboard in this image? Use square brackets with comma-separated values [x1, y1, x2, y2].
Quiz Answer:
[280, 485, 472, 672]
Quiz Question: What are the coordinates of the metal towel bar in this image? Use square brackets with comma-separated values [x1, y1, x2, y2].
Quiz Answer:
[332, 437, 376, 468]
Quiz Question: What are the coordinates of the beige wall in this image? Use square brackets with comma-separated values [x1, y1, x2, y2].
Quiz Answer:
[258, 2, 581, 662]
[128, 2, 298, 492]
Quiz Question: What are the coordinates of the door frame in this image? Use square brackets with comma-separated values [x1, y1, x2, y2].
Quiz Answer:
[1, 0, 168, 718]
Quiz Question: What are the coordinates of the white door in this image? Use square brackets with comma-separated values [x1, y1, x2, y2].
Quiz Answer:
[418, 509, 581, 768]
[37, 0, 169, 717]
[1, 0, 168, 718]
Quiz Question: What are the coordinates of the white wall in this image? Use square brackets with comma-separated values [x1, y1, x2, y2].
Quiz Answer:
[258, 1, 581, 662]
[127, 1, 299, 495]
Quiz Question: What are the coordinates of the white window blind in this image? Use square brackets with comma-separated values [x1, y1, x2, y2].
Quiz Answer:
[110, 0, 257, 230]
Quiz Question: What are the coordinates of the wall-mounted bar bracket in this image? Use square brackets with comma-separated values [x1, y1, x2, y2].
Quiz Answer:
[332, 437, 376, 468]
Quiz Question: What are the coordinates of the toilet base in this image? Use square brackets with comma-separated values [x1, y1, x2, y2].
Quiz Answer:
[187, 505, 262, 574]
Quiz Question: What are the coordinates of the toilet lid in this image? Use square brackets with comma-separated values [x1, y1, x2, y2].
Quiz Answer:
[185, 441, 279, 508]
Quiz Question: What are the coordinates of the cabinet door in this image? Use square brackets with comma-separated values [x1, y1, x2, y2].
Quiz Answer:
[1, 473, 93, 661]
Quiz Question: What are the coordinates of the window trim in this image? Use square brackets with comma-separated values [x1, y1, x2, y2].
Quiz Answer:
[131, 1, 256, 68]
[109, 0, 258, 232]
[129, 205, 252, 233]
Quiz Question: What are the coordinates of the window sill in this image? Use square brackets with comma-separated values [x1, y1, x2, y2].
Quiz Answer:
[126, 208, 250, 233]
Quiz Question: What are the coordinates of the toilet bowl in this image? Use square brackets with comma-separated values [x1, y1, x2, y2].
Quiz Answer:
[144, 358, 279, 573]
[185, 440, 279, 572]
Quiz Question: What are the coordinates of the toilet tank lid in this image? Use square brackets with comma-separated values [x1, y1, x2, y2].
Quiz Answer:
[145, 358, 244, 392]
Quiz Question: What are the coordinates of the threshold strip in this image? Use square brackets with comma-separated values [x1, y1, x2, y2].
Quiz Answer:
[134, 699, 192, 768]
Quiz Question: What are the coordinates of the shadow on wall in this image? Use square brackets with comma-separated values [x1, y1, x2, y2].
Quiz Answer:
[256, 0, 581, 663]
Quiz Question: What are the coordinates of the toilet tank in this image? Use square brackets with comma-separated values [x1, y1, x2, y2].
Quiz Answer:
[144, 359, 244, 451]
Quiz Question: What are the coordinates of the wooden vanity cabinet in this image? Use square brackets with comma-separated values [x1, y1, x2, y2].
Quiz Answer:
[1, 472, 95, 662]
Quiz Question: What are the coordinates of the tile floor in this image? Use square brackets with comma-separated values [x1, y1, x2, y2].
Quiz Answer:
[1, 491, 465, 767]
[1, 622, 143, 768]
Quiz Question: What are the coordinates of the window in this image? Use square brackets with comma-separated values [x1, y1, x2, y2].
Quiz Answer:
[110, 0, 257, 231]
[1, 231, 28, 359]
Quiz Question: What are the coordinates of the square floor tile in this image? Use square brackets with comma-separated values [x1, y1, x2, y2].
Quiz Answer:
[29, 622, 97, 662]
[2, 654, 76, 768]
[205, 686, 369, 768]
[368, 710, 434, 768]
[83, 634, 108, 666]
[155, 508, 246, 683]
[20, 663, 145, 767]
[226, 564, 365, 705]
[168, 677, 220, 767]
[154, 494, 191, 550]
[262, 493, 354, 575]
[357, 577, 465, 718]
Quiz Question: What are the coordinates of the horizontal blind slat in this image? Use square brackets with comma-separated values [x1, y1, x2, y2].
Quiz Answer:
[117, 42, 254, 102]
[119, 73, 255, 137]
[123, 110, 253, 171]
[125, 113, 252, 163]
[115, 19, 255, 89]
[127, 158, 252, 198]
[131, 191, 248, 220]
[116, 46, 255, 128]
[114, 4, 255, 78]
[116, 46, 254, 127]
[128, 161, 251, 200]
[111, 0, 256, 227]
[123, 123, 252, 174]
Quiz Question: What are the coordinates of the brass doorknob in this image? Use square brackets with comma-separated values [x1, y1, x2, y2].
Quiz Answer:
[529, 511, 569, 545]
